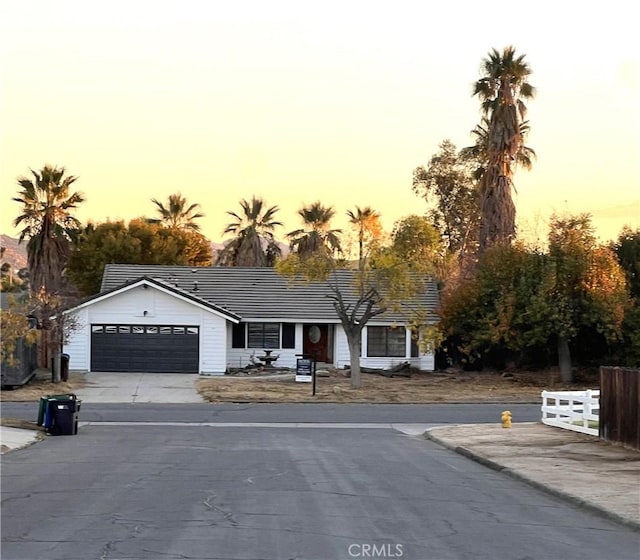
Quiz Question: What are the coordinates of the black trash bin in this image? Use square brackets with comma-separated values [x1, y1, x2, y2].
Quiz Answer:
[59, 353, 70, 382]
[46, 394, 81, 436]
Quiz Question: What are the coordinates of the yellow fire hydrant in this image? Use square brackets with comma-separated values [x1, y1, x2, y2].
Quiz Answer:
[501, 410, 512, 428]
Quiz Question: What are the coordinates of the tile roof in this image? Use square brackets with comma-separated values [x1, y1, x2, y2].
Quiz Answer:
[100, 264, 439, 323]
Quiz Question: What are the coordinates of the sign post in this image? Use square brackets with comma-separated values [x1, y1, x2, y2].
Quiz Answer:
[296, 355, 317, 396]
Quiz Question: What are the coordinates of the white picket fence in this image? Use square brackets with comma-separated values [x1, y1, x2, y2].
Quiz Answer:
[541, 390, 600, 436]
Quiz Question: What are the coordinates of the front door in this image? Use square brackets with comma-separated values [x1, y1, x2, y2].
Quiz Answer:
[303, 324, 330, 363]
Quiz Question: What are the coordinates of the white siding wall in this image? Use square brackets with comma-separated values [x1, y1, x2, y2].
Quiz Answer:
[64, 285, 230, 374]
[64, 308, 89, 372]
[199, 314, 228, 374]
[226, 324, 304, 370]
[335, 326, 351, 369]
[335, 324, 434, 371]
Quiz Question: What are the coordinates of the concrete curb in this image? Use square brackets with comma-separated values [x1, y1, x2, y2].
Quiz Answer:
[424, 429, 640, 532]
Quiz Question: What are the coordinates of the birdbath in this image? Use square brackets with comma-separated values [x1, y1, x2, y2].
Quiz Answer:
[257, 349, 279, 368]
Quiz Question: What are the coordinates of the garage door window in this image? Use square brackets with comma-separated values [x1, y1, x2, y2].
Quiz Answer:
[93, 324, 199, 335]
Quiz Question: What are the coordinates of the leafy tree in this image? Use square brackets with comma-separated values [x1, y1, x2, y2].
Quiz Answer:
[67, 219, 212, 295]
[277, 246, 432, 389]
[0, 294, 37, 370]
[0, 247, 24, 292]
[12, 165, 85, 296]
[472, 46, 536, 253]
[346, 206, 382, 264]
[151, 193, 205, 231]
[216, 196, 283, 267]
[287, 201, 342, 258]
[412, 140, 480, 258]
[612, 226, 640, 300]
[610, 227, 640, 366]
[440, 214, 629, 378]
[389, 215, 445, 273]
[548, 214, 628, 380]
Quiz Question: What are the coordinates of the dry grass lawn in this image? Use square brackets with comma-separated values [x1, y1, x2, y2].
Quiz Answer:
[196, 369, 599, 404]
[1, 366, 599, 405]
[0, 369, 85, 402]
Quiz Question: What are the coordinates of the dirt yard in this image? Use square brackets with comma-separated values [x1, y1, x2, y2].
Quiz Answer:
[1, 367, 599, 405]
[196, 368, 599, 404]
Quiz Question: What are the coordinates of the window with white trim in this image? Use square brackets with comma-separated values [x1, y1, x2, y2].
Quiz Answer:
[367, 326, 406, 357]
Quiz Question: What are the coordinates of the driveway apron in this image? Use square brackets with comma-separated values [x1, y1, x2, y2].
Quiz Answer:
[73, 373, 204, 403]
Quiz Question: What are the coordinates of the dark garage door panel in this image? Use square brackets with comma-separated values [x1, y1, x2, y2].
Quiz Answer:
[91, 325, 199, 373]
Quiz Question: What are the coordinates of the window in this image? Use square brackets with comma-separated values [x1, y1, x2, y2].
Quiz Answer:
[282, 323, 296, 349]
[247, 323, 280, 349]
[367, 326, 406, 357]
[232, 323, 246, 348]
[410, 336, 419, 358]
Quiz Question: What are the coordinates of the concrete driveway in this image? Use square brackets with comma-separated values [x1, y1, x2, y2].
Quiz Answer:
[74, 373, 204, 403]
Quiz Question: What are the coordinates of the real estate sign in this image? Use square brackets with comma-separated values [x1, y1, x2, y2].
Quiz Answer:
[296, 358, 313, 383]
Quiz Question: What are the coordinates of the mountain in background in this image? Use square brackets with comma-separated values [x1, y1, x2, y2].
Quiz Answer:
[0, 235, 289, 270]
[0, 235, 27, 271]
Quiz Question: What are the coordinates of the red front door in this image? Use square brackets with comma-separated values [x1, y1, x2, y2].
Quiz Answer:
[303, 324, 329, 362]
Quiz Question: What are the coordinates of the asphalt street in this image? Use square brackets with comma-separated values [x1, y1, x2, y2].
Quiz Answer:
[2, 424, 638, 560]
[1, 401, 541, 425]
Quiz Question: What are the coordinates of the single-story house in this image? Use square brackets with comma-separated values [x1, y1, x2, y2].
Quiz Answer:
[63, 264, 440, 374]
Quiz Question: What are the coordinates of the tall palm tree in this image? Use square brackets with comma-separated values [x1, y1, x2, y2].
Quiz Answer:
[461, 117, 536, 183]
[13, 165, 85, 295]
[151, 193, 204, 231]
[472, 46, 535, 253]
[287, 201, 342, 259]
[216, 196, 282, 267]
[346, 205, 381, 264]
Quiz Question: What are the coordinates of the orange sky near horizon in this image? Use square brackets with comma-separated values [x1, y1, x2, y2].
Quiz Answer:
[1, 1, 638, 251]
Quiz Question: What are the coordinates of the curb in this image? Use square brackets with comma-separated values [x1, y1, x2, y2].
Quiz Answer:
[424, 429, 640, 532]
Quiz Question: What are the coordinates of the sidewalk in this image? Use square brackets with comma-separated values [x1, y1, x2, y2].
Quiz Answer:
[426, 422, 640, 530]
[0, 426, 42, 454]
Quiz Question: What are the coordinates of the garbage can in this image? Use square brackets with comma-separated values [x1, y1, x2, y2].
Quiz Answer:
[43, 394, 81, 436]
[60, 353, 70, 382]
[37, 394, 72, 429]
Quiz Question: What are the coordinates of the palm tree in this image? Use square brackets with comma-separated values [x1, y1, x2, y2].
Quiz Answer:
[461, 117, 536, 183]
[216, 196, 282, 267]
[287, 201, 342, 259]
[13, 165, 85, 295]
[346, 205, 381, 264]
[151, 193, 204, 231]
[472, 46, 535, 253]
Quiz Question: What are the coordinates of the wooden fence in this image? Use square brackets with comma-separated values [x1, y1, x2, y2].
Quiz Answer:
[599, 367, 640, 449]
[541, 390, 600, 436]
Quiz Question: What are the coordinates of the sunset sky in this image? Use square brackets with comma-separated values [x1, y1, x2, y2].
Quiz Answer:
[1, 1, 638, 250]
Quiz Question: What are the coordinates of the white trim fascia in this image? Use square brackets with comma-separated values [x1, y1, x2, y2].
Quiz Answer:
[64, 279, 240, 323]
[241, 317, 341, 324]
